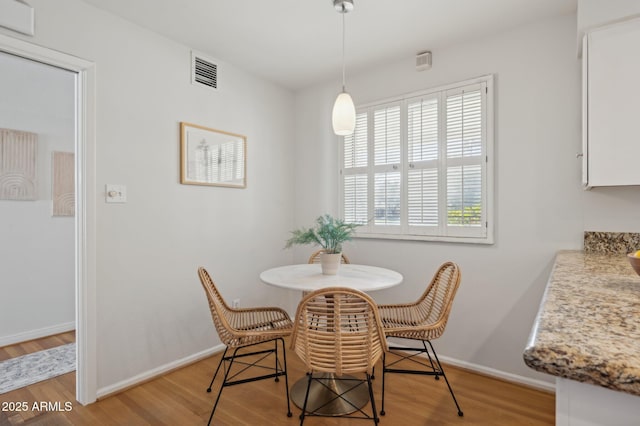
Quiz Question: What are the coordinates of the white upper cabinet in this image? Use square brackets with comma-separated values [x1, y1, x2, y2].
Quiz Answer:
[583, 18, 640, 188]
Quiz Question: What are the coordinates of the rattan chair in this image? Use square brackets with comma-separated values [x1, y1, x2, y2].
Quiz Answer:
[197, 267, 293, 425]
[377, 261, 463, 417]
[307, 249, 351, 264]
[290, 287, 387, 425]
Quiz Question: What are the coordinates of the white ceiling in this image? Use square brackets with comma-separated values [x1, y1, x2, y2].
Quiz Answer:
[79, 0, 577, 90]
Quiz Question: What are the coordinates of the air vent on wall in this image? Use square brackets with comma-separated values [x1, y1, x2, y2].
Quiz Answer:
[416, 51, 432, 71]
[191, 51, 218, 90]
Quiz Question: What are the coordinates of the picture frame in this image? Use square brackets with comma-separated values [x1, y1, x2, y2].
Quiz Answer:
[180, 122, 246, 188]
[0, 128, 38, 200]
[52, 151, 75, 216]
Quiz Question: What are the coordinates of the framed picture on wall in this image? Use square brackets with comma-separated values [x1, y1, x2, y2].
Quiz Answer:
[180, 122, 246, 188]
[52, 151, 75, 216]
[0, 128, 38, 200]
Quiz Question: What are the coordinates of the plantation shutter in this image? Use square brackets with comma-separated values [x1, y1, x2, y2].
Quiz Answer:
[407, 95, 439, 230]
[343, 112, 368, 225]
[339, 75, 492, 243]
[445, 84, 486, 236]
[373, 104, 401, 226]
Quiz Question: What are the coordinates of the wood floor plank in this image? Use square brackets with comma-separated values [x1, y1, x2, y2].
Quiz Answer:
[0, 335, 554, 425]
[0, 331, 75, 359]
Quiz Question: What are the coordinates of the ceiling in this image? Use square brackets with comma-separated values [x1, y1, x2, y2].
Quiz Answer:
[79, 0, 577, 90]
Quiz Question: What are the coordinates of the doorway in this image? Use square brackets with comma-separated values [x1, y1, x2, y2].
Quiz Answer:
[0, 33, 97, 404]
[0, 50, 76, 393]
[0, 50, 76, 343]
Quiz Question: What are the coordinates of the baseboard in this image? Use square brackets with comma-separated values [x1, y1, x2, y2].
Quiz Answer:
[436, 353, 555, 393]
[0, 322, 75, 348]
[96, 344, 225, 399]
[386, 342, 555, 393]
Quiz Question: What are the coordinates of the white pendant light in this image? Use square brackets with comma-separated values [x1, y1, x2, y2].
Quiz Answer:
[332, 92, 355, 136]
[332, 0, 356, 136]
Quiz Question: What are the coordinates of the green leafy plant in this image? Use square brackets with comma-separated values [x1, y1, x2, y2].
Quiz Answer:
[285, 214, 359, 254]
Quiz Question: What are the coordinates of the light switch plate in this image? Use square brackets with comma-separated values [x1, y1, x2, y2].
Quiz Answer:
[105, 184, 126, 203]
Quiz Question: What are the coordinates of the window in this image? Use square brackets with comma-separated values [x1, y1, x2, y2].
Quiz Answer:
[340, 75, 493, 243]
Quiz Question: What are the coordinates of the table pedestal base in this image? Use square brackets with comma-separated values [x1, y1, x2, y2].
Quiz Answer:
[290, 373, 370, 416]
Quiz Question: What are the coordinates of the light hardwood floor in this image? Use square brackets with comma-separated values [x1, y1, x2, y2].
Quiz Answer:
[0, 334, 554, 425]
[0, 332, 75, 362]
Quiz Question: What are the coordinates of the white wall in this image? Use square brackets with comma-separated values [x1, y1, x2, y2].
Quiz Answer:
[578, 0, 640, 35]
[583, 188, 640, 232]
[576, 0, 640, 56]
[294, 13, 583, 385]
[0, 52, 75, 345]
[0, 0, 296, 392]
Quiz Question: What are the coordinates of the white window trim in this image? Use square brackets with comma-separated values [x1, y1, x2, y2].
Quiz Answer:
[339, 74, 494, 245]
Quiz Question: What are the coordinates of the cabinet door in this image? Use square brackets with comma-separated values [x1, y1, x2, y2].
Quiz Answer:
[587, 18, 640, 187]
[582, 35, 588, 187]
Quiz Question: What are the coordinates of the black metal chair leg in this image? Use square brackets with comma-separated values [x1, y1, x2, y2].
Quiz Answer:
[207, 347, 229, 392]
[274, 339, 280, 383]
[427, 341, 463, 416]
[422, 340, 439, 380]
[380, 352, 387, 416]
[278, 338, 293, 417]
[299, 373, 313, 425]
[207, 339, 292, 424]
[381, 341, 464, 418]
[207, 347, 238, 426]
[366, 373, 379, 424]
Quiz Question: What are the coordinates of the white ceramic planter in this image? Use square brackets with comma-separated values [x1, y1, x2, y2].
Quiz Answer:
[320, 252, 342, 275]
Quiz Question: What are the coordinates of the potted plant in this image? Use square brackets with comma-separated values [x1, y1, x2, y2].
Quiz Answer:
[285, 214, 359, 275]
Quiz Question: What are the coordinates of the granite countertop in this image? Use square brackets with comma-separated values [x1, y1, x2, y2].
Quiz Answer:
[523, 250, 640, 396]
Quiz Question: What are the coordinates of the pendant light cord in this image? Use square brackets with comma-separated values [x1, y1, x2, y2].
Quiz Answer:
[341, 11, 346, 92]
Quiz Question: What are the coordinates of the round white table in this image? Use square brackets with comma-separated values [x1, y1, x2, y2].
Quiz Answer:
[260, 263, 403, 416]
[260, 263, 403, 293]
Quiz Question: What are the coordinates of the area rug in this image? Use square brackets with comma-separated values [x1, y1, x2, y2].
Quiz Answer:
[0, 343, 75, 394]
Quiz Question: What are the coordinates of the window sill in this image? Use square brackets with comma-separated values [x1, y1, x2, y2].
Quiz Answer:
[354, 232, 494, 245]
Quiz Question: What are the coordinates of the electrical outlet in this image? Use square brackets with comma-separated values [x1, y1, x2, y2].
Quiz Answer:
[232, 299, 240, 308]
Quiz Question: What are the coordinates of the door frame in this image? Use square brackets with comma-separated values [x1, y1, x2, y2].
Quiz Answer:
[0, 33, 97, 404]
